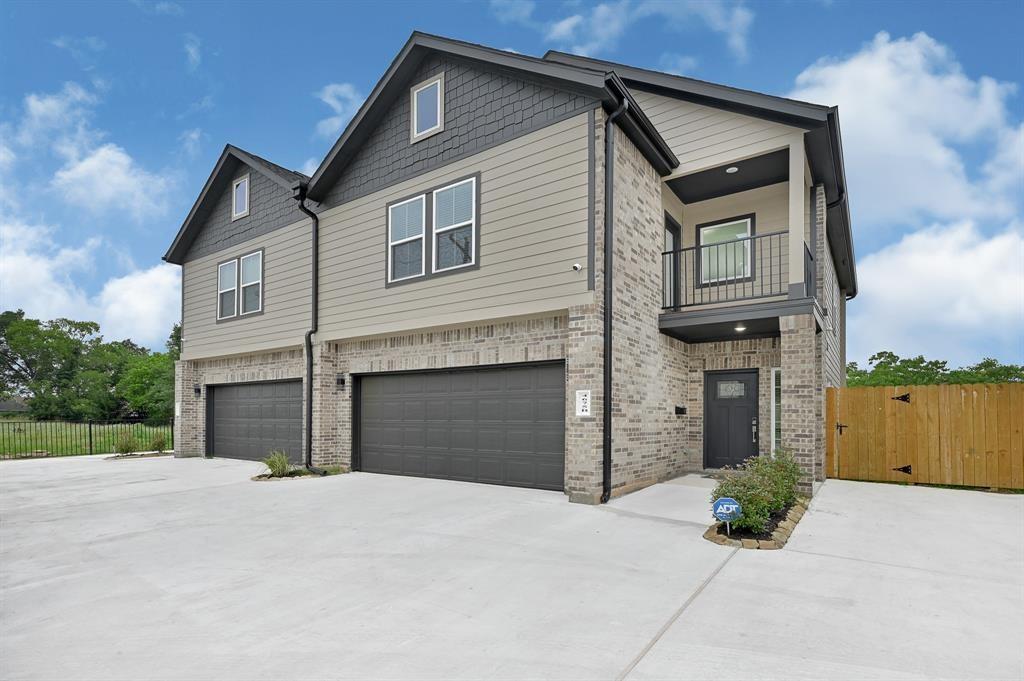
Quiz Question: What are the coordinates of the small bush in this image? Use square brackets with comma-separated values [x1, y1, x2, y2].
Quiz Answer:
[710, 451, 802, 533]
[263, 450, 291, 477]
[114, 432, 139, 455]
[149, 433, 167, 454]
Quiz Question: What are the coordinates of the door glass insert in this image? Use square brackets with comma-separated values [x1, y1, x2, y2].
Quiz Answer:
[717, 380, 746, 399]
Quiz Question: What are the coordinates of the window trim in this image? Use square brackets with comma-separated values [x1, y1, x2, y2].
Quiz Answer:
[386, 194, 427, 283]
[238, 250, 263, 316]
[695, 213, 755, 286]
[770, 366, 782, 455]
[384, 172, 481, 288]
[431, 177, 477, 274]
[216, 259, 238, 321]
[410, 73, 445, 143]
[215, 248, 265, 323]
[231, 174, 250, 221]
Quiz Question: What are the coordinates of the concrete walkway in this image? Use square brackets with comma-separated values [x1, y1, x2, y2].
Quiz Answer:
[1, 458, 1020, 680]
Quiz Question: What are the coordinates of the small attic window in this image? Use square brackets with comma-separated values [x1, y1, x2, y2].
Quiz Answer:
[232, 175, 249, 220]
[410, 73, 444, 143]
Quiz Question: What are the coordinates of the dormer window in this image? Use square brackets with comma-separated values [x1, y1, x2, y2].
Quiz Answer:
[410, 73, 444, 143]
[232, 175, 249, 220]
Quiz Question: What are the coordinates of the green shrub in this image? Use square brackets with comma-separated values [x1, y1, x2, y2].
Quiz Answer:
[710, 451, 802, 533]
[114, 432, 139, 455]
[746, 450, 802, 512]
[149, 433, 167, 454]
[263, 450, 291, 477]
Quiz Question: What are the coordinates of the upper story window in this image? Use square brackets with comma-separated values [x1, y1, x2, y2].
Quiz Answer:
[386, 173, 479, 286]
[433, 177, 475, 272]
[698, 214, 752, 284]
[410, 73, 444, 143]
[217, 249, 262, 320]
[232, 175, 250, 220]
[388, 196, 426, 282]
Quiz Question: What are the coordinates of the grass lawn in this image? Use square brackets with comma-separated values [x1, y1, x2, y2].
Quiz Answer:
[0, 417, 173, 458]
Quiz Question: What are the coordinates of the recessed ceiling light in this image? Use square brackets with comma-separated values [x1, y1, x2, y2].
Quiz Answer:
[734, 324, 746, 332]
[725, 166, 739, 174]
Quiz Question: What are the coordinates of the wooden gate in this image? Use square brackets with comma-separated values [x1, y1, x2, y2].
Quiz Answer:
[826, 384, 1023, 489]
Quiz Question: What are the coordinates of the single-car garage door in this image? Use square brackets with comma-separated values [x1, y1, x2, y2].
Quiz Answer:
[358, 362, 565, 491]
[208, 380, 302, 462]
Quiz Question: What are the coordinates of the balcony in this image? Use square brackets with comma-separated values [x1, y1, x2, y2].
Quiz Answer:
[661, 232, 816, 311]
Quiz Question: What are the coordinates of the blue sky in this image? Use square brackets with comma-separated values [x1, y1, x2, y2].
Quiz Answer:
[1, 0, 1021, 367]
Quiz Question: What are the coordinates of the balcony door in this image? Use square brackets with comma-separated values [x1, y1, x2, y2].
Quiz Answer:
[704, 370, 759, 468]
[663, 213, 681, 309]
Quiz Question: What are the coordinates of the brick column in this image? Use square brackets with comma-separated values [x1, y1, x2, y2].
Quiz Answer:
[173, 360, 204, 457]
[780, 314, 819, 492]
[311, 342, 345, 468]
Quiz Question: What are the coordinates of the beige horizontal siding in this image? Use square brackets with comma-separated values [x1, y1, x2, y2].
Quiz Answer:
[181, 219, 311, 360]
[634, 90, 803, 175]
[316, 112, 593, 342]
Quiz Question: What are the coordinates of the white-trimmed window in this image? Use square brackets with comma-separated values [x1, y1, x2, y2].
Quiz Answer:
[388, 195, 426, 281]
[410, 73, 444, 142]
[239, 251, 262, 315]
[699, 216, 751, 284]
[232, 175, 250, 220]
[432, 177, 475, 273]
[770, 367, 782, 453]
[217, 260, 237, 319]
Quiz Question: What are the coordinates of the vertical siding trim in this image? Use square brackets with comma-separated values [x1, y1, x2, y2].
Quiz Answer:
[587, 107, 596, 291]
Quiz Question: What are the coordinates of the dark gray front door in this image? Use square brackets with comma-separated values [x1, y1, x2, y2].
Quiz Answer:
[209, 380, 302, 462]
[358, 363, 565, 491]
[704, 370, 758, 468]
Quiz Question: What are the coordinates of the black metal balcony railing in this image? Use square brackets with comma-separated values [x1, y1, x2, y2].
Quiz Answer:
[661, 231, 814, 310]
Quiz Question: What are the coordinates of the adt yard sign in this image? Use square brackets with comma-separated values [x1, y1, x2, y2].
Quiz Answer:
[713, 497, 742, 522]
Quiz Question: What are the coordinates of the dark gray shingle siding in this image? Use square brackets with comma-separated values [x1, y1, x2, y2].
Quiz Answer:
[183, 164, 307, 262]
[319, 53, 597, 209]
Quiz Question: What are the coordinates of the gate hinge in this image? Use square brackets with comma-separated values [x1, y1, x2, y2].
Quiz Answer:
[892, 464, 912, 475]
[892, 392, 911, 403]
[835, 422, 848, 435]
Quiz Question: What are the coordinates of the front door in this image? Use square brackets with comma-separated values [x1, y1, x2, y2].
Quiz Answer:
[704, 370, 758, 468]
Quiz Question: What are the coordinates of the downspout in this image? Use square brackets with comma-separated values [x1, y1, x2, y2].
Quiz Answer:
[601, 98, 628, 504]
[294, 183, 325, 475]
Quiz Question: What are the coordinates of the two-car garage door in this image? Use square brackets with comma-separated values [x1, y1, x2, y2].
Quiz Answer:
[357, 362, 566, 491]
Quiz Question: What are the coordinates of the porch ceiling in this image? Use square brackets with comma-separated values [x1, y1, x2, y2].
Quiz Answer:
[665, 149, 788, 204]
[659, 297, 820, 343]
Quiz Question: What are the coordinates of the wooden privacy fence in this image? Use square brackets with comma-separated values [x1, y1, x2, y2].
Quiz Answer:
[826, 384, 1023, 490]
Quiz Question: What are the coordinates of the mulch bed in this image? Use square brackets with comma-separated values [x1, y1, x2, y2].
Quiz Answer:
[702, 498, 809, 550]
[252, 468, 348, 481]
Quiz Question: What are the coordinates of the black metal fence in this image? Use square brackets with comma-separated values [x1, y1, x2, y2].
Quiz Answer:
[0, 419, 174, 459]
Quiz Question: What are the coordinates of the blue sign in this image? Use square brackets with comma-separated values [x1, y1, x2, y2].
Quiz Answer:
[712, 497, 742, 522]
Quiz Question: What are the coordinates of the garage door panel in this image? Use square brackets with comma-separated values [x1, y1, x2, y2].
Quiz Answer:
[359, 363, 565, 491]
[211, 380, 302, 463]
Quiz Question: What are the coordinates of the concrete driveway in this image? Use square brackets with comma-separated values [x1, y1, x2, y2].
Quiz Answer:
[1, 457, 1021, 680]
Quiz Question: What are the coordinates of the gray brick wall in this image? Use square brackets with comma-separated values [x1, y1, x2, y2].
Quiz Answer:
[184, 162, 307, 262]
[816, 184, 844, 388]
[319, 52, 598, 209]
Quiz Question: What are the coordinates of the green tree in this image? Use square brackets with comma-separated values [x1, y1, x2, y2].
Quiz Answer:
[848, 351, 1023, 386]
[166, 323, 182, 361]
[116, 352, 174, 421]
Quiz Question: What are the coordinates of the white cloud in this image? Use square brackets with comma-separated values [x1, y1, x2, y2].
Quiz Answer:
[178, 127, 202, 158]
[300, 157, 319, 176]
[51, 35, 106, 65]
[789, 31, 1021, 228]
[0, 142, 14, 173]
[848, 221, 1024, 365]
[177, 93, 214, 119]
[15, 82, 99, 155]
[500, 0, 753, 59]
[659, 53, 699, 75]
[52, 143, 172, 220]
[490, 0, 536, 24]
[314, 83, 363, 139]
[131, 0, 184, 15]
[0, 218, 180, 349]
[183, 33, 201, 71]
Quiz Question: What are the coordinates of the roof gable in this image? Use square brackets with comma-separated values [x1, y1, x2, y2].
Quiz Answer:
[163, 146, 308, 264]
[305, 32, 677, 202]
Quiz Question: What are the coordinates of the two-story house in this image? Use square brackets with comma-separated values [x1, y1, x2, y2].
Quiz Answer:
[164, 33, 856, 503]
